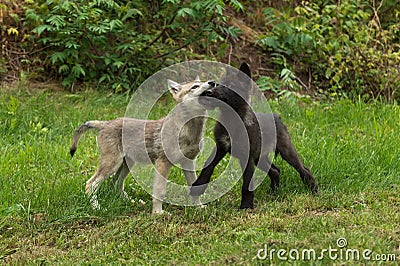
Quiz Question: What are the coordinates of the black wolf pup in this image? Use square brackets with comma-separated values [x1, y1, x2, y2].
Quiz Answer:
[190, 63, 318, 209]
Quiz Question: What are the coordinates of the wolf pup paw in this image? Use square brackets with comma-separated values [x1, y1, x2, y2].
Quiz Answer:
[239, 202, 254, 209]
[190, 184, 208, 196]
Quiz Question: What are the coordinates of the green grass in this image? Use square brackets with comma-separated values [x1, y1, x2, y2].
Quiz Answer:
[0, 85, 399, 265]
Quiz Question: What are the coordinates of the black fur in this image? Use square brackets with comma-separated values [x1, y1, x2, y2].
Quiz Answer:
[70, 147, 76, 157]
[191, 63, 318, 209]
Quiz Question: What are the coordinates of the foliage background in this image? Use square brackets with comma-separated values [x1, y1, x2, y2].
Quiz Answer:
[1, 0, 399, 99]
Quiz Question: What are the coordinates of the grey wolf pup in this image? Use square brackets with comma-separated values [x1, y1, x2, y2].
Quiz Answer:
[190, 63, 318, 209]
[70, 77, 215, 214]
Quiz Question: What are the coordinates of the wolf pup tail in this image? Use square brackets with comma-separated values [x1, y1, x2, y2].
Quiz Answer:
[70, 120, 107, 157]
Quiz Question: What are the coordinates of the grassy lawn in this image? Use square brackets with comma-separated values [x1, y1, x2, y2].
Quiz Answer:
[0, 85, 399, 265]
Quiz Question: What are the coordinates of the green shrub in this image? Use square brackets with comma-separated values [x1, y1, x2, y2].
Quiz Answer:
[256, 0, 400, 101]
[24, 0, 243, 91]
[2, 0, 399, 101]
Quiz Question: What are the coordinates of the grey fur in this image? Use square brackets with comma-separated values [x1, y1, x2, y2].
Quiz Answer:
[70, 79, 215, 213]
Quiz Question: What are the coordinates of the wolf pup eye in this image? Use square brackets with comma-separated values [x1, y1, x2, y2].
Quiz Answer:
[191, 85, 200, 90]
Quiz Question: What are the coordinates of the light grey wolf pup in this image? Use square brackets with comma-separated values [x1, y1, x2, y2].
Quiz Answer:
[70, 77, 215, 214]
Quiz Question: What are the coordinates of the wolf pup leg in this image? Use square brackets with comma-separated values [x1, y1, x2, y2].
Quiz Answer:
[274, 115, 318, 193]
[85, 156, 125, 209]
[152, 159, 172, 214]
[190, 144, 228, 196]
[181, 160, 203, 206]
[112, 157, 133, 199]
[255, 155, 281, 192]
[239, 157, 256, 209]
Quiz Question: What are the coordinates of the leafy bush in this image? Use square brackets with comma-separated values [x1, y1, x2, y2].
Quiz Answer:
[256, 0, 400, 101]
[2, 0, 399, 101]
[23, 0, 243, 91]
[0, 0, 34, 81]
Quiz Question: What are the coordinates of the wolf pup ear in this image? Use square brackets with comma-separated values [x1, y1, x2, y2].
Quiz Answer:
[167, 79, 182, 94]
[195, 75, 200, 82]
[239, 63, 251, 78]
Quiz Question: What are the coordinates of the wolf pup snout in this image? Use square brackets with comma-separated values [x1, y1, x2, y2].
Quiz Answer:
[203, 90, 214, 97]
